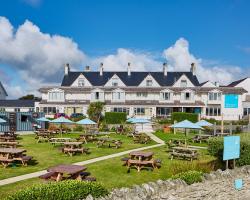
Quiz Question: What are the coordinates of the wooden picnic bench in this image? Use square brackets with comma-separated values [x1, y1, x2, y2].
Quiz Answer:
[39, 164, 94, 182]
[124, 151, 161, 172]
[78, 134, 98, 144]
[170, 147, 198, 161]
[96, 138, 122, 149]
[0, 141, 18, 148]
[0, 148, 32, 168]
[133, 134, 151, 144]
[192, 134, 212, 143]
[50, 138, 73, 145]
[62, 142, 90, 156]
[0, 136, 16, 142]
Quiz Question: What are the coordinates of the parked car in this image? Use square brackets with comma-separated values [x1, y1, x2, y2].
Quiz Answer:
[54, 113, 69, 119]
[70, 113, 85, 118]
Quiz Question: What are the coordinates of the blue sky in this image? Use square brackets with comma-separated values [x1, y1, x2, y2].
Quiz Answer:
[0, 0, 250, 98]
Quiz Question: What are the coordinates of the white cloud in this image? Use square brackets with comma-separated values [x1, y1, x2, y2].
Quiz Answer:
[22, 0, 41, 7]
[163, 38, 243, 84]
[0, 16, 85, 98]
[92, 48, 162, 71]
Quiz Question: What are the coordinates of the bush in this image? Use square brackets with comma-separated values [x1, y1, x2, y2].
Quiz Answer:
[105, 112, 127, 124]
[6, 180, 109, 200]
[172, 170, 203, 185]
[171, 112, 198, 123]
[208, 134, 250, 167]
[73, 125, 84, 132]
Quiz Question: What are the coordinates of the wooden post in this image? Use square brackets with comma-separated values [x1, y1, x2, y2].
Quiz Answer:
[221, 114, 224, 135]
[214, 122, 216, 136]
[230, 122, 233, 135]
[226, 160, 229, 169]
[233, 159, 236, 169]
[174, 120, 176, 135]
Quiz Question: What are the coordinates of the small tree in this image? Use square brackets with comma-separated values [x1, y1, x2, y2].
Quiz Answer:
[87, 102, 105, 125]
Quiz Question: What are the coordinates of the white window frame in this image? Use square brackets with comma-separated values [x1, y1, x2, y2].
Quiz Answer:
[78, 78, 85, 87]
[48, 89, 65, 102]
[180, 80, 187, 87]
[146, 79, 153, 87]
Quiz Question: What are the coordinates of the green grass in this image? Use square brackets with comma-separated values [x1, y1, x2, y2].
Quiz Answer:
[0, 146, 217, 199]
[0, 133, 154, 180]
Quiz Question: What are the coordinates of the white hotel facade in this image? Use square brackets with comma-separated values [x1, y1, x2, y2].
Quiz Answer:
[38, 63, 246, 121]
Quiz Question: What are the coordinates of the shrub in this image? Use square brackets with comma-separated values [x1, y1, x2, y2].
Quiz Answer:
[6, 180, 109, 200]
[208, 134, 250, 167]
[73, 125, 84, 132]
[172, 170, 203, 185]
[70, 115, 86, 122]
[105, 112, 127, 124]
[171, 112, 198, 123]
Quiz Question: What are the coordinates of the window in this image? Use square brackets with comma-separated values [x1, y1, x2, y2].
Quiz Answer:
[21, 115, 28, 122]
[112, 91, 125, 100]
[146, 80, 153, 87]
[14, 108, 20, 112]
[180, 80, 187, 87]
[112, 78, 118, 87]
[0, 108, 5, 112]
[29, 108, 34, 112]
[185, 92, 190, 100]
[95, 92, 100, 100]
[208, 92, 221, 101]
[156, 107, 172, 116]
[244, 108, 250, 116]
[136, 92, 148, 98]
[134, 107, 145, 115]
[206, 107, 221, 116]
[161, 92, 171, 101]
[112, 107, 129, 114]
[78, 78, 85, 87]
[48, 90, 64, 101]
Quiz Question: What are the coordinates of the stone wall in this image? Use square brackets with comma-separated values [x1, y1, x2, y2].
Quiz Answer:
[85, 166, 250, 200]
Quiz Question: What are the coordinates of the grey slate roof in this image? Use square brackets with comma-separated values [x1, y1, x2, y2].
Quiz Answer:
[61, 71, 200, 87]
[0, 81, 8, 96]
[227, 77, 248, 87]
[0, 100, 35, 107]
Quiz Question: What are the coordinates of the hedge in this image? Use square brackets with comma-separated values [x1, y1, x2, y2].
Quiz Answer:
[105, 112, 127, 124]
[6, 180, 109, 200]
[171, 112, 198, 123]
[172, 170, 203, 185]
[208, 134, 250, 166]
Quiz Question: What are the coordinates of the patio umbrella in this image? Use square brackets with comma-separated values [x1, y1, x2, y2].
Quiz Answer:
[195, 120, 213, 127]
[36, 117, 51, 122]
[76, 118, 96, 125]
[50, 117, 73, 137]
[170, 120, 202, 136]
[0, 118, 6, 123]
[130, 118, 150, 132]
[126, 118, 137, 123]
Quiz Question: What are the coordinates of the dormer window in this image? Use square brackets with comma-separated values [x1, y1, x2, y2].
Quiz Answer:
[185, 92, 190, 100]
[112, 78, 118, 87]
[146, 80, 153, 87]
[180, 80, 187, 87]
[95, 92, 100, 100]
[78, 78, 85, 87]
[162, 92, 171, 100]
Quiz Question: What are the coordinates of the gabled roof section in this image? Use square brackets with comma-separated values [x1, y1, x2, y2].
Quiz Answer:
[227, 77, 249, 87]
[61, 71, 200, 87]
[0, 81, 8, 96]
[0, 100, 35, 107]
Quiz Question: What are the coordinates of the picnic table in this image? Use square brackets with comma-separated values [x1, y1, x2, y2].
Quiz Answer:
[170, 146, 198, 161]
[192, 134, 212, 143]
[0, 135, 16, 142]
[36, 133, 52, 143]
[0, 141, 18, 148]
[63, 142, 90, 156]
[125, 151, 160, 172]
[0, 148, 32, 168]
[78, 133, 98, 144]
[50, 138, 73, 145]
[133, 134, 151, 144]
[96, 137, 122, 148]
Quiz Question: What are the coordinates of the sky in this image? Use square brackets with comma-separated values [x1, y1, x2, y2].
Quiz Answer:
[0, 0, 250, 98]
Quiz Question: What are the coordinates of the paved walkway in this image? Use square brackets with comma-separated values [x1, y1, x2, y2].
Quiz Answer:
[0, 133, 164, 186]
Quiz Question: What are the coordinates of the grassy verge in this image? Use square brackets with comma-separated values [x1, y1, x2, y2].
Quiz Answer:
[0, 133, 155, 180]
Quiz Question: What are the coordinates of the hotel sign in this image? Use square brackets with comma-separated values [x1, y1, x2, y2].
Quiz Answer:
[224, 94, 238, 108]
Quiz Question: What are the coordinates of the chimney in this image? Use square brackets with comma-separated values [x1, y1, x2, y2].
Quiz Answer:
[163, 63, 168, 76]
[127, 62, 131, 76]
[190, 63, 196, 76]
[64, 63, 70, 75]
[85, 66, 90, 71]
[100, 63, 104, 76]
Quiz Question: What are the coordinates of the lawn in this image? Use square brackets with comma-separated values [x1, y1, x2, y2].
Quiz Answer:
[0, 133, 155, 180]
[0, 145, 217, 199]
